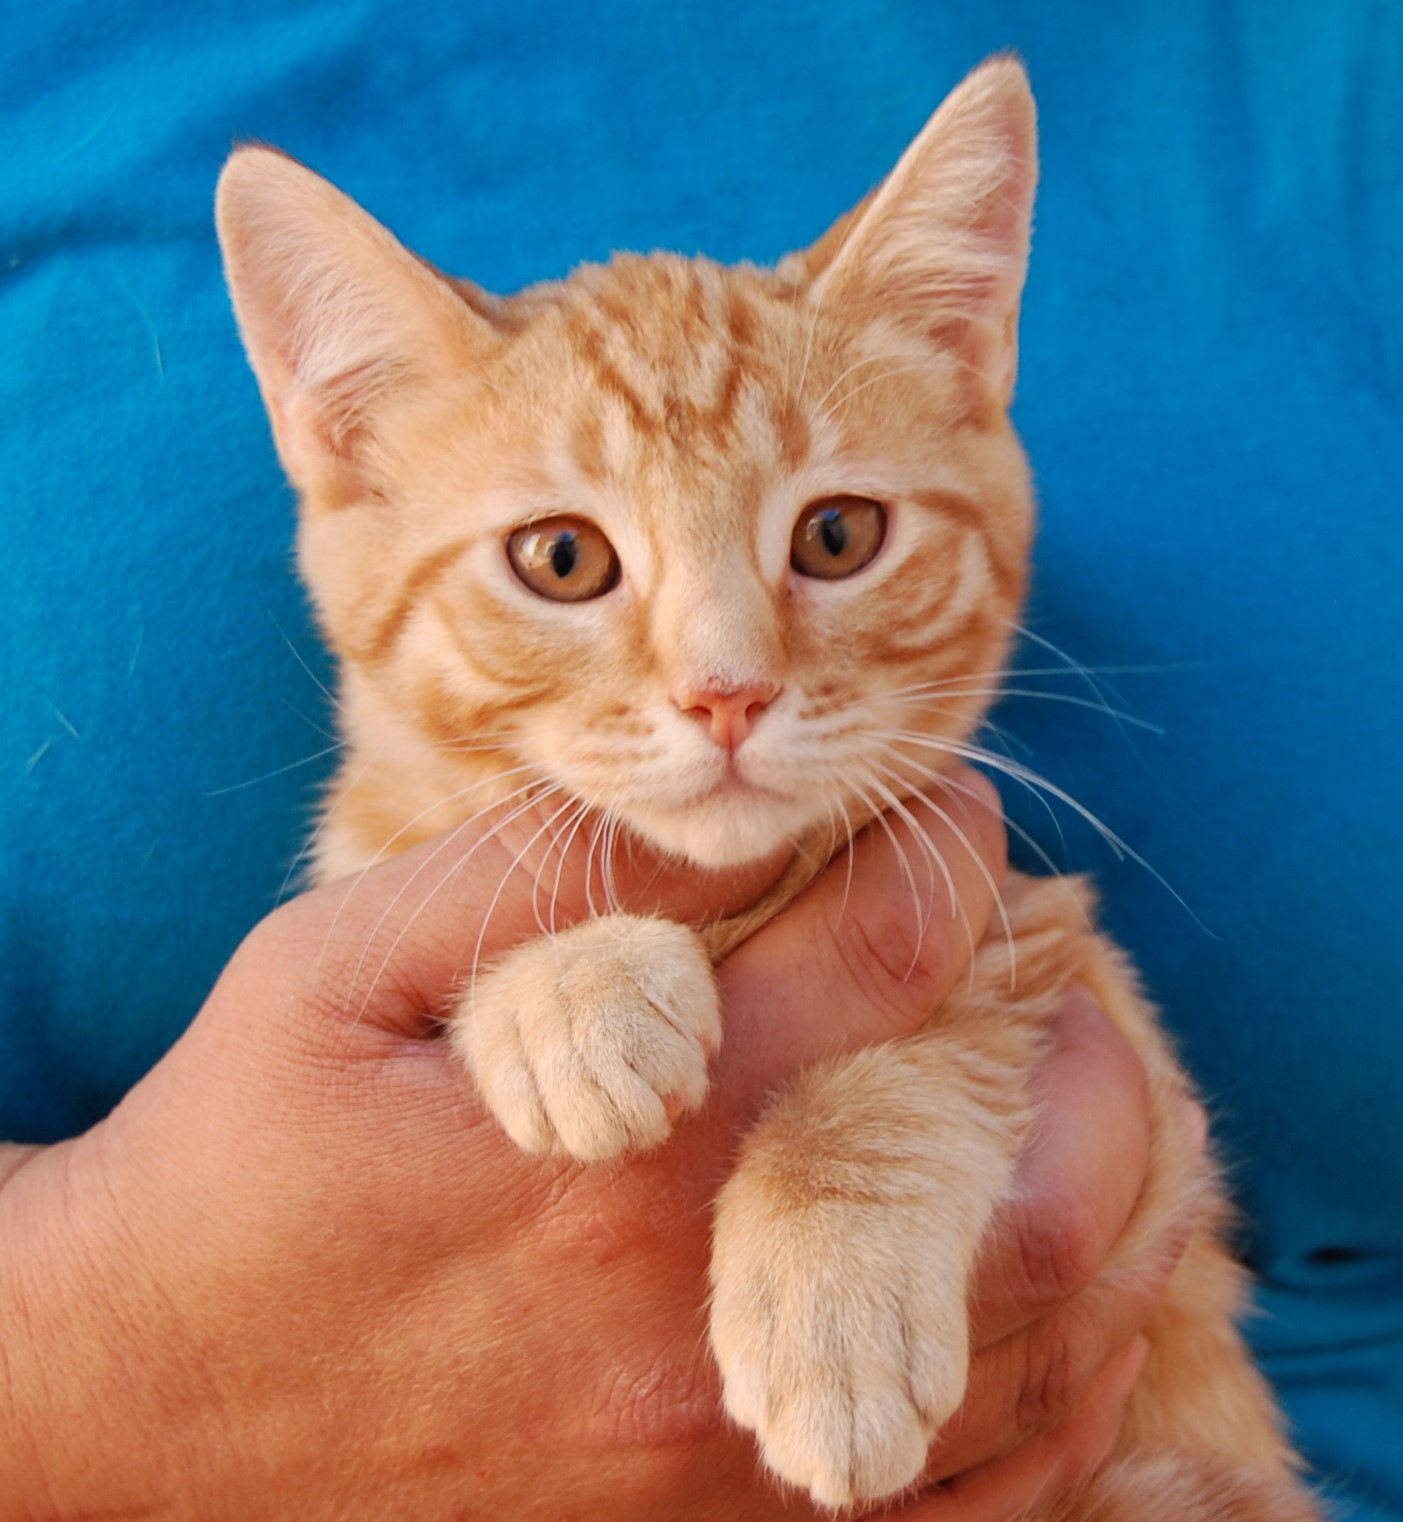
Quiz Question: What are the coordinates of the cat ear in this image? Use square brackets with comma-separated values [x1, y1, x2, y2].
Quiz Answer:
[806, 56, 1037, 405]
[216, 148, 492, 505]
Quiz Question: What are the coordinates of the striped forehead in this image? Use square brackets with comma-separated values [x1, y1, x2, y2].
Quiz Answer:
[540, 254, 822, 575]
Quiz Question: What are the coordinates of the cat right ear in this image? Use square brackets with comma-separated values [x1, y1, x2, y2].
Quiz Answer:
[799, 57, 1037, 407]
[216, 148, 491, 507]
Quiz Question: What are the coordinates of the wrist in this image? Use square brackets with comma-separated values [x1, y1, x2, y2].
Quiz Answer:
[0, 1144, 53, 1516]
[0, 1131, 183, 1519]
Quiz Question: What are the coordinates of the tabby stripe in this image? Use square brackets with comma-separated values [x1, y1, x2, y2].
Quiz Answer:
[577, 324, 658, 435]
[772, 396, 812, 470]
[859, 605, 995, 669]
[412, 671, 546, 750]
[911, 489, 1021, 600]
[357, 538, 476, 665]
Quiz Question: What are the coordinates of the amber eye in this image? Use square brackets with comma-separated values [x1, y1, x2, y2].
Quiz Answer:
[790, 495, 887, 579]
[506, 516, 621, 602]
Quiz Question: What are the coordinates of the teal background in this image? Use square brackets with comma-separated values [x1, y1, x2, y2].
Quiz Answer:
[2, 4, 1399, 1513]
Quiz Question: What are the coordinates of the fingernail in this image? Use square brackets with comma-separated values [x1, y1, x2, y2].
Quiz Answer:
[1070, 1337, 1151, 1484]
[1108, 1335, 1151, 1403]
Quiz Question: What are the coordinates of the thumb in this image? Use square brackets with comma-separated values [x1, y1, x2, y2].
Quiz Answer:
[712, 768, 1006, 1113]
[256, 765, 1002, 1057]
[257, 799, 791, 1038]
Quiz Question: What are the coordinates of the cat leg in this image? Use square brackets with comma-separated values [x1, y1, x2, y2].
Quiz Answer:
[1025, 1451, 1323, 1522]
[710, 1026, 1036, 1508]
[452, 913, 719, 1162]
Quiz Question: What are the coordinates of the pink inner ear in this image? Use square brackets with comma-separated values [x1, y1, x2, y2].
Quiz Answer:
[218, 147, 498, 508]
[805, 59, 1036, 405]
[279, 384, 379, 508]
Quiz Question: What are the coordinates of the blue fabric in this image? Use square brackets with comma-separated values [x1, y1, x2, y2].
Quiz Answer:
[3, 2, 1399, 1513]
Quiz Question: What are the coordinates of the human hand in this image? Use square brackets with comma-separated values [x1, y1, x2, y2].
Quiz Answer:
[0, 773, 1178, 1520]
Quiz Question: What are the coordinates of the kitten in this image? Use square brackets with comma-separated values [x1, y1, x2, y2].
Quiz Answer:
[217, 58, 1321, 1517]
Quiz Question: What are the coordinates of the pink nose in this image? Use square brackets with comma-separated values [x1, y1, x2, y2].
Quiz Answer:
[674, 681, 779, 752]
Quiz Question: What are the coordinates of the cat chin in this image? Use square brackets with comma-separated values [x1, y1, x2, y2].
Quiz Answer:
[627, 793, 817, 870]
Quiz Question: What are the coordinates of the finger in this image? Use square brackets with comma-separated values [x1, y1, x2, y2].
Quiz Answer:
[969, 986, 1153, 1347]
[712, 768, 1007, 1110]
[258, 795, 793, 1035]
[257, 765, 1003, 1046]
[886, 1336, 1148, 1522]
[926, 1250, 1180, 1482]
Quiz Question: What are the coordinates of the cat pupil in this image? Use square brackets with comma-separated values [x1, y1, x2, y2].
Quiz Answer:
[505, 516, 618, 601]
[551, 535, 578, 578]
[819, 511, 846, 557]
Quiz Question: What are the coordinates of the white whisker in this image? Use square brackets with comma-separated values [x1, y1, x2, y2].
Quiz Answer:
[972, 712, 1036, 761]
[280, 740, 395, 904]
[547, 799, 595, 935]
[465, 793, 579, 999]
[271, 614, 340, 710]
[1005, 621, 1165, 765]
[823, 363, 926, 419]
[601, 812, 623, 916]
[950, 687, 1162, 732]
[283, 701, 342, 745]
[865, 762, 955, 910]
[811, 352, 927, 418]
[315, 763, 546, 977]
[794, 281, 825, 401]
[835, 791, 858, 922]
[532, 799, 591, 936]
[204, 741, 345, 797]
[869, 753, 1015, 986]
[934, 761, 1069, 885]
[849, 679, 1161, 733]
[870, 729, 1207, 929]
[343, 779, 558, 1017]
[846, 774, 926, 977]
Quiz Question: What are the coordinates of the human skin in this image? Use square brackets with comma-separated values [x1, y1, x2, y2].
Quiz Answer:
[0, 771, 1186, 1521]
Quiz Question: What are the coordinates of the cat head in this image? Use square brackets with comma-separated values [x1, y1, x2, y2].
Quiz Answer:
[217, 58, 1037, 870]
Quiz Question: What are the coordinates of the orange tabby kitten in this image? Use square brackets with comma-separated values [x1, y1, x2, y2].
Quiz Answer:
[217, 58, 1321, 1517]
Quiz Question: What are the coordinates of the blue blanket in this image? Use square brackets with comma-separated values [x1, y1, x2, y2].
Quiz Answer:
[3, 2, 1400, 1512]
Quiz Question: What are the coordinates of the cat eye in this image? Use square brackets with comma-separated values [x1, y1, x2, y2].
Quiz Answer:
[506, 516, 621, 602]
[790, 496, 887, 580]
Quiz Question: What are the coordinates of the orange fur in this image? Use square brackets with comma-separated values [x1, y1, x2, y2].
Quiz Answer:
[218, 57, 1321, 1517]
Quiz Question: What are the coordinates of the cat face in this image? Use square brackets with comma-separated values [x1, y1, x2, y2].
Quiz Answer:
[218, 58, 1037, 871]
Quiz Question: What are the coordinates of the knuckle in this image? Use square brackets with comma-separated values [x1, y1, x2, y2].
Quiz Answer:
[833, 892, 953, 1034]
[228, 905, 316, 1008]
[1017, 1309, 1103, 1433]
[1012, 1186, 1105, 1307]
[235, 894, 409, 1035]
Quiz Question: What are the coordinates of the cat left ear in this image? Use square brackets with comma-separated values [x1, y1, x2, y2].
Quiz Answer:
[217, 148, 494, 507]
[806, 56, 1037, 406]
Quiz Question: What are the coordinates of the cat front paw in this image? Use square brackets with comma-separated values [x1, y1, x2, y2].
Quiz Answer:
[712, 1193, 961, 1515]
[453, 913, 719, 1162]
[710, 1071, 977, 1508]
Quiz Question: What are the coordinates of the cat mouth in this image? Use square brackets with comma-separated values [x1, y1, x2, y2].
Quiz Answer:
[699, 773, 776, 797]
[695, 772, 788, 805]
